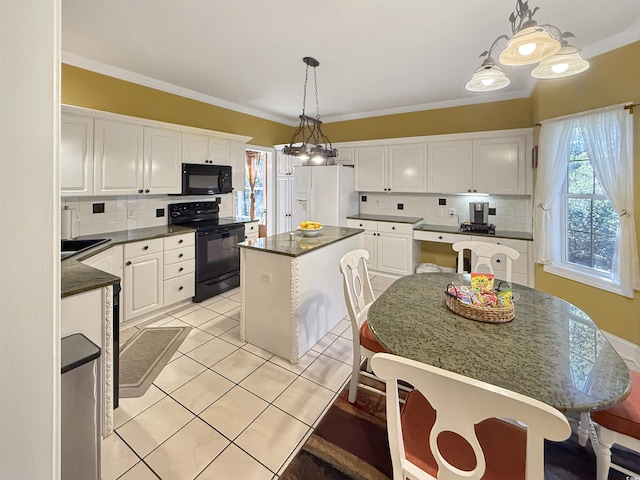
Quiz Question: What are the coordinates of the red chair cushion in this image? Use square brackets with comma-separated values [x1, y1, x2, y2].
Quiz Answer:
[360, 320, 386, 353]
[592, 370, 640, 441]
[401, 390, 527, 479]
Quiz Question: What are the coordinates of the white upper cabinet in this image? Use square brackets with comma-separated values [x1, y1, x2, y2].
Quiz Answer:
[388, 144, 427, 192]
[143, 127, 182, 194]
[210, 137, 231, 164]
[94, 119, 144, 195]
[473, 136, 526, 194]
[334, 147, 355, 166]
[428, 140, 473, 193]
[355, 146, 387, 191]
[355, 144, 426, 192]
[428, 134, 528, 195]
[181, 133, 210, 164]
[61, 113, 94, 196]
[230, 141, 246, 192]
[276, 152, 300, 176]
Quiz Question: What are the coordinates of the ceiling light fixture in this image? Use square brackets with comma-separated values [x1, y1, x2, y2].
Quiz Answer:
[465, 0, 590, 92]
[282, 57, 337, 164]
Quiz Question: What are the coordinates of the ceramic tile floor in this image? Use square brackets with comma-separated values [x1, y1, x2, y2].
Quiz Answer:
[102, 275, 396, 480]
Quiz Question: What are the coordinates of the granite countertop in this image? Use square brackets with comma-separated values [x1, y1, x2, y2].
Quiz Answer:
[61, 225, 195, 298]
[347, 214, 423, 224]
[367, 272, 631, 412]
[239, 226, 364, 257]
[414, 223, 533, 241]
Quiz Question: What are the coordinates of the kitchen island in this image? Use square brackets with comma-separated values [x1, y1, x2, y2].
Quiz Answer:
[239, 226, 363, 363]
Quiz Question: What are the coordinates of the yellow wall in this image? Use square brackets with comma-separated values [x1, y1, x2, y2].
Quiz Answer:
[323, 99, 532, 142]
[61, 64, 292, 147]
[530, 41, 640, 344]
[61, 41, 640, 344]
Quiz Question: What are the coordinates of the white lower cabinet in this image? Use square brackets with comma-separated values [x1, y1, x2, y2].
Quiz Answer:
[123, 239, 164, 321]
[163, 233, 195, 305]
[244, 221, 259, 241]
[347, 219, 419, 276]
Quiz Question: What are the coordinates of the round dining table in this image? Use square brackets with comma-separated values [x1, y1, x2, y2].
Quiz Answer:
[367, 272, 631, 413]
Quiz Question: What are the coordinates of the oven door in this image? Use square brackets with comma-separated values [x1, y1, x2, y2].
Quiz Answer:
[195, 224, 245, 281]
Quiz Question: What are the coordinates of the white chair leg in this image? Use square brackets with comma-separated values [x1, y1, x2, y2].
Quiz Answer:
[596, 427, 615, 480]
[578, 412, 590, 447]
[348, 354, 361, 403]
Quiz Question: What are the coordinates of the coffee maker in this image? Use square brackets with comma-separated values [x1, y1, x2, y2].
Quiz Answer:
[460, 201, 496, 234]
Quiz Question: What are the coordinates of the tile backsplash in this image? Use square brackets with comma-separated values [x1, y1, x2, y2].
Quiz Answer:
[61, 194, 234, 237]
[359, 193, 532, 232]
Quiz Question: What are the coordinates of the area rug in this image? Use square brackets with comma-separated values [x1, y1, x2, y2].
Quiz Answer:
[119, 326, 191, 398]
[281, 384, 640, 480]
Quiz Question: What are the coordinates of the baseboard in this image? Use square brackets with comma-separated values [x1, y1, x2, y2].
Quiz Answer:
[602, 330, 640, 371]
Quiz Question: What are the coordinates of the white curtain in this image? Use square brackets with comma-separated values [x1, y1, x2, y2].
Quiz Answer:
[575, 106, 639, 297]
[533, 118, 575, 264]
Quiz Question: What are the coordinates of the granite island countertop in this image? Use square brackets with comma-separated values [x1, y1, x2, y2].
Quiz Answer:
[61, 225, 195, 298]
[238, 226, 364, 257]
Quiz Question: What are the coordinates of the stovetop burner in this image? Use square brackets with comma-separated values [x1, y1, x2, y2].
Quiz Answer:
[460, 223, 496, 234]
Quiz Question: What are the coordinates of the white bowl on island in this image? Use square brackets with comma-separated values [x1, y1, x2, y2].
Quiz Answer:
[298, 225, 323, 237]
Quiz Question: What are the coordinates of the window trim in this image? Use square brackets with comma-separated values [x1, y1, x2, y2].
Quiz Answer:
[543, 263, 624, 296]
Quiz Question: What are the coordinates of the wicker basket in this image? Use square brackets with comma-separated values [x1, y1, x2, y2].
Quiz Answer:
[445, 292, 514, 323]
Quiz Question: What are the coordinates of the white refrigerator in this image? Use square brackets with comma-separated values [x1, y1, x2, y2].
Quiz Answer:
[292, 165, 358, 227]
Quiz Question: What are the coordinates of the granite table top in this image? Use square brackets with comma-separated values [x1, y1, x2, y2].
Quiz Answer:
[238, 226, 364, 258]
[368, 272, 631, 412]
[61, 225, 195, 298]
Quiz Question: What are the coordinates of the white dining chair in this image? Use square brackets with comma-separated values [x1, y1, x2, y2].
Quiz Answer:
[339, 249, 387, 403]
[371, 352, 571, 480]
[588, 369, 640, 480]
[452, 240, 520, 283]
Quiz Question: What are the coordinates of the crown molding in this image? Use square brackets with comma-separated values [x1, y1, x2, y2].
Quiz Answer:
[62, 52, 297, 126]
[581, 16, 640, 59]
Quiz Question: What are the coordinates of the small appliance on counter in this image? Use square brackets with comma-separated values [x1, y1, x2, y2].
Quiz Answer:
[61, 206, 79, 240]
[460, 201, 496, 234]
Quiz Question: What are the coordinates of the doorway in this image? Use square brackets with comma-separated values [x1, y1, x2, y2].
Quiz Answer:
[235, 148, 272, 237]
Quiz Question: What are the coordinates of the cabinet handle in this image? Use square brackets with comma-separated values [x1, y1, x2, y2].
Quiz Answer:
[179, 267, 184, 272]
[126, 261, 132, 266]
[359, 224, 363, 227]
[178, 286, 183, 291]
[392, 226, 396, 230]
[178, 239, 183, 244]
[496, 259, 501, 263]
[178, 253, 183, 258]
[138, 189, 143, 194]
[473, 189, 477, 192]
[143, 245, 149, 250]
[438, 235, 443, 240]
[145, 189, 150, 193]
[467, 189, 471, 193]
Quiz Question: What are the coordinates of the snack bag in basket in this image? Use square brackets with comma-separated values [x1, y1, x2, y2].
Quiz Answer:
[471, 273, 495, 292]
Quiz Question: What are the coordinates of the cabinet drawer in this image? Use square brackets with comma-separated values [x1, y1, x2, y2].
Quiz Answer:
[164, 245, 194, 265]
[164, 233, 195, 250]
[124, 238, 163, 259]
[164, 273, 195, 306]
[164, 259, 195, 280]
[245, 222, 259, 235]
[470, 235, 529, 254]
[245, 233, 259, 242]
[414, 230, 467, 244]
[377, 222, 413, 235]
[490, 252, 528, 275]
[347, 219, 377, 231]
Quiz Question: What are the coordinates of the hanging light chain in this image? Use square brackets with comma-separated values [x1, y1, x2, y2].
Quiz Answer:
[313, 66, 321, 121]
[301, 62, 310, 117]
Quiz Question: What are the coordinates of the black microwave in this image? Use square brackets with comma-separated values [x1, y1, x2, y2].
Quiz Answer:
[180, 163, 233, 195]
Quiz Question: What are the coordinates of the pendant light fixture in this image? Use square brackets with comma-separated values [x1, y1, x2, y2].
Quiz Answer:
[282, 57, 337, 165]
[465, 0, 590, 93]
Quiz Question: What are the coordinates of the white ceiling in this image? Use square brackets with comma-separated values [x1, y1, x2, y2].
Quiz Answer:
[62, 0, 640, 126]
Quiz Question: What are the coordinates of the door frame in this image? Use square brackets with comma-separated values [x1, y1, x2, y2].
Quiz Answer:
[246, 144, 275, 237]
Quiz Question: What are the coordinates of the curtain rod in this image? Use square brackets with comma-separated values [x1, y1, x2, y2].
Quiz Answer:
[536, 102, 635, 126]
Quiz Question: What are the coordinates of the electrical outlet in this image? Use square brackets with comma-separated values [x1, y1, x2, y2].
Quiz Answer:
[437, 208, 444, 217]
[449, 208, 456, 216]
[376, 200, 381, 207]
[361, 195, 367, 202]
[438, 198, 447, 206]
[92, 203, 105, 214]
[156, 208, 165, 218]
[261, 271, 272, 283]
[128, 209, 135, 218]
[489, 207, 496, 215]
[397, 203, 404, 210]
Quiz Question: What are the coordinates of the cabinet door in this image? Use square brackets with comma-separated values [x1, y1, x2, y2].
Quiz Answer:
[144, 127, 182, 194]
[334, 148, 355, 166]
[388, 144, 427, 192]
[209, 137, 230, 164]
[377, 232, 412, 275]
[230, 141, 246, 192]
[362, 231, 378, 271]
[473, 137, 525, 194]
[276, 152, 298, 176]
[182, 133, 210, 164]
[61, 114, 94, 196]
[355, 146, 387, 191]
[94, 119, 144, 195]
[276, 176, 293, 233]
[123, 251, 163, 321]
[427, 140, 473, 193]
[81, 245, 124, 279]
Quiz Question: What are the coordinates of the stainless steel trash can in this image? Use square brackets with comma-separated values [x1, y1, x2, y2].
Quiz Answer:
[61, 333, 101, 480]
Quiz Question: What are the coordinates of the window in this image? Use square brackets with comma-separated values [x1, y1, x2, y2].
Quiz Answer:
[235, 150, 266, 222]
[561, 128, 619, 277]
